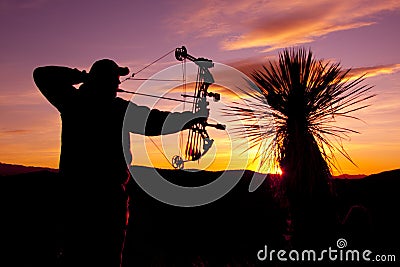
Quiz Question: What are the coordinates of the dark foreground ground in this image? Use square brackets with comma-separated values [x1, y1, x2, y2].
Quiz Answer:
[1, 166, 399, 266]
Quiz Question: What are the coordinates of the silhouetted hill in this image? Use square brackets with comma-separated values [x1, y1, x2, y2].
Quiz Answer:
[334, 168, 400, 255]
[1, 169, 60, 266]
[0, 162, 58, 176]
[333, 173, 367, 179]
[363, 168, 400, 182]
[1, 167, 399, 266]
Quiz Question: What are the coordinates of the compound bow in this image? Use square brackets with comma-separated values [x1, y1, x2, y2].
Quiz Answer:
[120, 46, 226, 170]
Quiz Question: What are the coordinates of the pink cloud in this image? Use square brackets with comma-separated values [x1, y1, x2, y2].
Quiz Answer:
[347, 64, 400, 78]
[168, 0, 400, 51]
[0, 129, 30, 136]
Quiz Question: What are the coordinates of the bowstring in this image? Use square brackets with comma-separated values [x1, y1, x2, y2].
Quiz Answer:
[124, 48, 205, 168]
[121, 48, 176, 83]
[148, 136, 172, 166]
[133, 48, 176, 77]
[137, 47, 180, 169]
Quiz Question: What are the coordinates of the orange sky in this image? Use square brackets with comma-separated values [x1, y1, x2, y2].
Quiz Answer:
[0, 0, 399, 176]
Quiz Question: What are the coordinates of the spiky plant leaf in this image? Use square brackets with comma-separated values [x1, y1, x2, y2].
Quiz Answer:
[224, 47, 375, 196]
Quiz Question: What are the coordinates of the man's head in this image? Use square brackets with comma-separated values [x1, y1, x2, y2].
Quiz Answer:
[85, 59, 129, 99]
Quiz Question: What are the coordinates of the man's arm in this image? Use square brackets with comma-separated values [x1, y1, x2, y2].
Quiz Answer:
[124, 102, 208, 136]
[33, 66, 87, 112]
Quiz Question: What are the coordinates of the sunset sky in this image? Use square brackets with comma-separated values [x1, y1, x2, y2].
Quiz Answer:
[0, 0, 399, 175]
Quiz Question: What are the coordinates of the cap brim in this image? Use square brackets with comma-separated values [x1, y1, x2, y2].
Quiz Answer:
[119, 67, 130, 76]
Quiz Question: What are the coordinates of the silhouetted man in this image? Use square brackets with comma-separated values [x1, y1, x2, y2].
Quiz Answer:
[33, 59, 206, 267]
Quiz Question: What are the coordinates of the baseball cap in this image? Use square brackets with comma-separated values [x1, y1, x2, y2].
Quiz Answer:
[89, 59, 130, 78]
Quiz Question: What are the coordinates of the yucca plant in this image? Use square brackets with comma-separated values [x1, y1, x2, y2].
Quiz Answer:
[226, 47, 375, 247]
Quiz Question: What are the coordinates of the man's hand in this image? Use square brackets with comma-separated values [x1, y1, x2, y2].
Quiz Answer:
[75, 69, 88, 84]
[181, 101, 209, 131]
